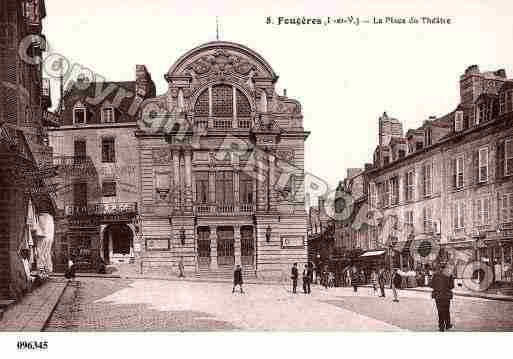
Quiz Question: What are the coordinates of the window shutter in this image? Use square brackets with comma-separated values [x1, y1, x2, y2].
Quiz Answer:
[473, 150, 479, 184]
[461, 202, 466, 229]
[452, 203, 456, 231]
[473, 199, 477, 226]
[497, 140, 505, 180]
[451, 158, 457, 189]
[455, 111, 463, 132]
[484, 198, 490, 224]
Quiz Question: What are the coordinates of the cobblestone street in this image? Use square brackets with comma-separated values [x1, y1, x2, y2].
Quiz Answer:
[43, 278, 513, 331]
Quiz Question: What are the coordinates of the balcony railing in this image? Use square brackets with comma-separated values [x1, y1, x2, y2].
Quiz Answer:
[213, 118, 233, 129]
[65, 202, 138, 218]
[193, 202, 255, 216]
[238, 119, 252, 129]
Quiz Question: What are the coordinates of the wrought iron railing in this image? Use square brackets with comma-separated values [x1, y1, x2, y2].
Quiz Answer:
[213, 118, 233, 129]
[194, 202, 255, 215]
[238, 119, 251, 129]
[65, 202, 138, 217]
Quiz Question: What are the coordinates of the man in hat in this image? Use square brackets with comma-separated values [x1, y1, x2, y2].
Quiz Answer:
[391, 268, 401, 302]
[291, 263, 299, 294]
[233, 265, 244, 294]
[430, 263, 454, 331]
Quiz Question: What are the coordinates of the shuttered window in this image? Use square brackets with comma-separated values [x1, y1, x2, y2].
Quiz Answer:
[422, 163, 433, 197]
[455, 155, 464, 189]
[474, 198, 490, 226]
[406, 170, 415, 202]
[423, 207, 433, 233]
[478, 147, 489, 183]
[452, 201, 466, 231]
[500, 193, 513, 224]
[506, 139, 513, 176]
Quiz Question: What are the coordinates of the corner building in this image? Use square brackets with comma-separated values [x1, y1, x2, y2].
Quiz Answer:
[136, 42, 309, 279]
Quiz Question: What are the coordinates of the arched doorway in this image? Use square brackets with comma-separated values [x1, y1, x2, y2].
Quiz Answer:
[103, 224, 133, 264]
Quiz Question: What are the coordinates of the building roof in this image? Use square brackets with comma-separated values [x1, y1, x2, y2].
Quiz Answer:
[59, 80, 137, 126]
[499, 81, 513, 92]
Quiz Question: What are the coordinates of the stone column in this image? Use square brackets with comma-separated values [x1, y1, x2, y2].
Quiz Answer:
[268, 153, 276, 212]
[234, 170, 240, 212]
[208, 86, 213, 128]
[172, 150, 180, 211]
[209, 170, 216, 211]
[232, 86, 238, 128]
[210, 226, 218, 269]
[234, 225, 241, 266]
[108, 230, 113, 261]
[185, 150, 192, 213]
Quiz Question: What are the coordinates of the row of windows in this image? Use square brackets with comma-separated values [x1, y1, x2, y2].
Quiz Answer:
[155, 171, 255, 204]
[371, 139, 513, 208]
[371, 194, 513, 239]
[73, 105, 116, 125]
[73, 181, 117, 205]
[74, 138, 115, 163]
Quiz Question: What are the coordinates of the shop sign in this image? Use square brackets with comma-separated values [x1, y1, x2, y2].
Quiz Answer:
[145, 238, 170, 251]
[281, 235, 304, 249]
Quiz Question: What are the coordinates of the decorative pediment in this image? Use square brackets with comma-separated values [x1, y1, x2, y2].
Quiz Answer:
[166, 42, 277, 84]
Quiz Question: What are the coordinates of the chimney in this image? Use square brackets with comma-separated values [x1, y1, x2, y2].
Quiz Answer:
[283, 88, 287, 97]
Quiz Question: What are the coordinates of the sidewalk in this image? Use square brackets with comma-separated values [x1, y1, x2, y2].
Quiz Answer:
[360, 284, 513, 302]
[50, 272, 290, 286]
[0, 278, 68, 332]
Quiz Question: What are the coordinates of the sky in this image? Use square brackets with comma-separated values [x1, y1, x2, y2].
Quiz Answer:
[42, 0, 513, 197]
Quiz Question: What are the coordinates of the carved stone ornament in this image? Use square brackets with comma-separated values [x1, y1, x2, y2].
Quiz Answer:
[276, 149, 295, 162]
[152, 148, 172, 164]
[185, 49, 259, 82]
[208, 150, 216, 168]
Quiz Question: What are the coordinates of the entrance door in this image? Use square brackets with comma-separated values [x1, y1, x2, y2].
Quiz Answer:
[241, 226, 254, 266]
[104, 224, 133, 264]
[217, 227, 234, 266]
[197, 227, 211, 267]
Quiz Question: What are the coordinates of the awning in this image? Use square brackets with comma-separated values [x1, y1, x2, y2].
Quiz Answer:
[360, 250, 386, 257]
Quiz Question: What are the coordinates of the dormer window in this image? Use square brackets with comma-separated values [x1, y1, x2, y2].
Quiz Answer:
[73, 102, 87, 125]
[499, 90, 513, 115]
[102, 107, 115, 123]
[476, 102, 489, 124]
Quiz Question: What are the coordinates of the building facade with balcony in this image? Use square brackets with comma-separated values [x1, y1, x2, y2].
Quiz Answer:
[365, 65, 513, 286]
[135, 41, 309, 279]
[0, 0, 57, 300]
[47, 66, 155, 271]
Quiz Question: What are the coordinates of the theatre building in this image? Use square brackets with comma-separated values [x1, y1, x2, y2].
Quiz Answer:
[135, 41, 309, 279]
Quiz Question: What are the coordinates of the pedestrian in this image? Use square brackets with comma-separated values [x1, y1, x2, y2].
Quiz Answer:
[97, 257, 106, 274]
[431, 264, 454, 331]
[178, 257, 185, 278]
[65, 257, 75, 281]
[232, 264, 244, 294]
[302, 264, 311, 294]
[291, 263, 298, 294]
[351, 268, 359, 293]
[391, 268, 401, 302]
[371, 270, 378, 295]
[378, 268, 386, 297]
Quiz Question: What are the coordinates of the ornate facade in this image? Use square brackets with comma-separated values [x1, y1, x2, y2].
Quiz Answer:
[135, 42, 309, 279]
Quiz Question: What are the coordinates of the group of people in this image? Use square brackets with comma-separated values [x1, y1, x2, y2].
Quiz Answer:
[290, 263, 455, 332]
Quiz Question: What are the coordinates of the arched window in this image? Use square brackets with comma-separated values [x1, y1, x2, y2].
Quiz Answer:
[193, 84, 252, 129]
[194, 89, 209, 116]
[236, 89, 251, 117]
[212, 85, 233, 117]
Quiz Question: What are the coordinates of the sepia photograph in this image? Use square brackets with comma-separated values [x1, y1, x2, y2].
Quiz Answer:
[1, 0, 513, 357]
